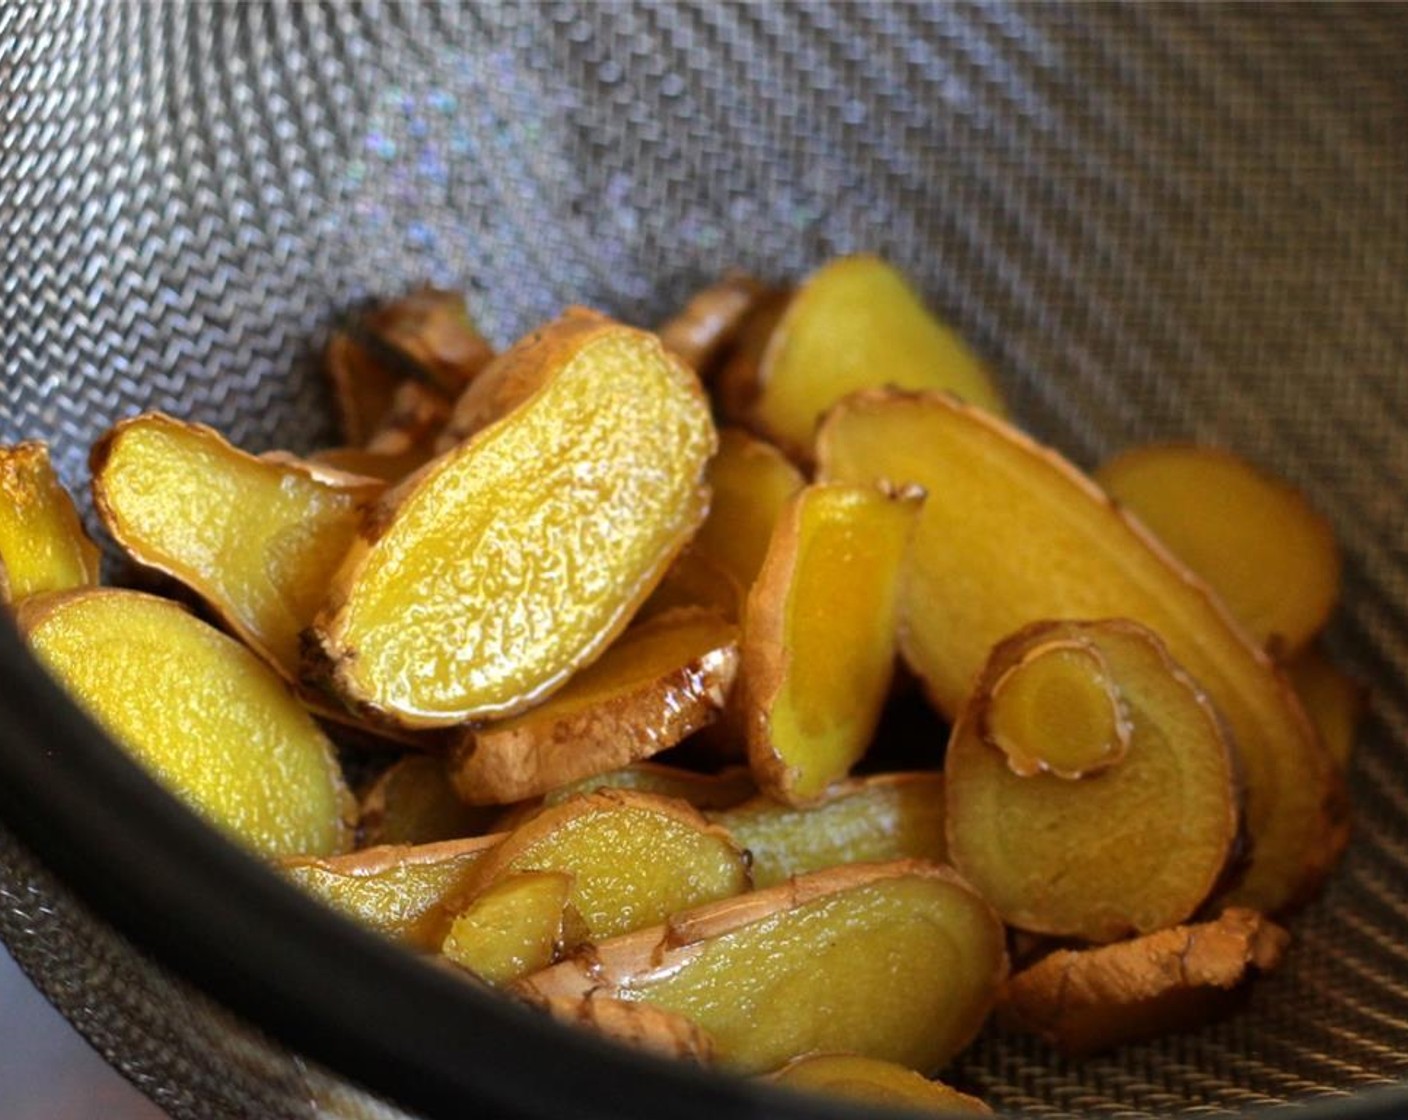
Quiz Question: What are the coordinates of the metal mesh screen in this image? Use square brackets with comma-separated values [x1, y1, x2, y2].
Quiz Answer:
[2, 3, 1407, 1116]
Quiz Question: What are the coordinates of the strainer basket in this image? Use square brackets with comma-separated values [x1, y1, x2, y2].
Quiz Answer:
[2, 3, 1407, 1118]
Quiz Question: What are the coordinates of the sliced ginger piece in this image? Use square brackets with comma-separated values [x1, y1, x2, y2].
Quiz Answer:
[533, 996, 716, 1064]
[463, 789, 748, 941]
[999, 907, 1290, 1056]
[365, 287, 494, 394]
[947, 619, 1238, 942]
[449, 609, 739, 805]
[819, 390, 1343, 915]
[441, 871, 580, 985]
[91, 414, 384, 683]
[310, 310, 716, 727]
[514, 860, 1007, 1076]
[280, 834, 502, 949]
[0, 442, 101, 604]
[657, 272, 767, 377]
[693, 428, 805, 599]
[710, 773, 947, 888]
[20, 589, 353, 859]
[324, 330, 402, 445]
[745, 483, 922, 805]
[312, 380, 453, 483]
[1286, 645, 1367, 770]
[766, 1054, 991, 1115]
[1096, 444, 1341, 655]
[359, 754, 502, 847]
[747, 256, 1005, 460]
[636, 548, 741, 624]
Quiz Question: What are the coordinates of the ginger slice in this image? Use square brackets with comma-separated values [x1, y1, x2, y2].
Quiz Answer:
[984, 636, 1132, 779]
[0, 442, 101, 604]
[657, 272, 767, 377]
[744, 483, 922, 805]
[765, 1053, 991, 1115]
[747, 256, 1006, 461]
[709, 772, 947, 888]
[693, 428, 805, 600]
[441, 871, 580, 985]
[635, 548, 742, 624]
[364, 287, 495, 394]
[532, 995, 716, 1064]
[947, 619, 1238, 942]
[999, 907, 1290, 1056]
[280, 834, 502, 949]
[818, 390, 1343, 915]
[449, 609, 739, 805]
[462, 789, 749, 941]
[1286, 645, 1367, 770]
[91, 414, 384, 683]
[359, 754, 502, 847]
[513, 860, 1007, 1076]
[21, 589, 353, 858]
[324, 331, 402, 445]
[311, 379, 453, 483]
[1096, 445, 1341, 656]
[310, 310, 716, 728]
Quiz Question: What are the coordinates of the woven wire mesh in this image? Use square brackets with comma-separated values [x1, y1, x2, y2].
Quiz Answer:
[3, 2, 1408, 1116]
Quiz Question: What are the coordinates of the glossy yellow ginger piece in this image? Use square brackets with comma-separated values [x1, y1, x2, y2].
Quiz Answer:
[441, 871, 579, 985]
[766, 1054, 992, 1115]
[280, 834, 502, 949]
[693, 428, 805, 599]
[324, 330, 401, 445]
[514, 860, 1007, 1076]
[450, 610, 740, 805]
[464, 789, 749, 941]
[365, 287, 495, 394]
[91, 414, 383, 682]
[947, 620, 1239, 942]
[657, 272, 767, 377]
[748, 255, 1006, 459]
[359, 754, 502, 847]
[818, 390, 1343, 915]
[984, 637, 1132, 779]
[1286, 645, 1367, 770]
[745, 484, 922, 805]
[709, 773, 947, 888]
[542, 763, 755, 813]
[1096, 445, 1341, 655]
[0, 442, 101, 604]
[21, 589, 353, 859]
[532, 996, 716, 1064]
[311, 310, 717, 727]
[635, 548, 741, 624]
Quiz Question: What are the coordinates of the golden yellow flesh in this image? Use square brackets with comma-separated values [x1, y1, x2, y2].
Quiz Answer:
[441, 871, 574, 985]
[451, 610, 739, 805]
[753, 255, 1005, 457]
[819, 392, 1339, 914]
[985, 640, 1131, 778]
[22, 590, 352, 859]
[1097, 445, 1340, 655]
[516, 862, 1006, 1076]
[92, 415, 380, 679]
[280, 836, 500, 949]
[711, 773, 946, 889]
[694, 429, 804, 596]
[767, 1054, 991, 1115]
[1286, 646, 1365, 770]
[359, 754, 501, 847]
[0, 443, 100, 602]
[319, 321, 715, 725]
[747, 484, 920, 804]
[947, 620, 1238, 942]
[542, 763, 755, 812]
[468, 791, 748, 940]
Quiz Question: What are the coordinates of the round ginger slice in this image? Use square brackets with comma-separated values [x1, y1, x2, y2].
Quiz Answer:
[766, 1054, 991, 1115]
[311, 310, 717, 727]
[947, 619, 1239, 943]
[20, 588, 354, 859]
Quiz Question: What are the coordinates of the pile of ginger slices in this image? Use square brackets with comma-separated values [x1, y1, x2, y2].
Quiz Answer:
[0, 258, 1364, 1113]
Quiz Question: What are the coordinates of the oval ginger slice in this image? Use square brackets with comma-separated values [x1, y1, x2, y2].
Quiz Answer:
[1096, 445, 1341, 655]
[21, 589, 353, 859]
[818, 390, 1342, 915]
[312, 310, 716, 727]
[0, 442, 101, 604]
[514, 860, 1007, 1076]
[745, 483, 922, 805]
[441, 871, 578, 985]
[449, 609, 739, 805]
[766, 1054, 991, 1115]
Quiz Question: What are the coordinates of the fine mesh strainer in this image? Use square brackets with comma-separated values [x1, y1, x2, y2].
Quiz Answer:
[2, 3, 1407, 1118]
